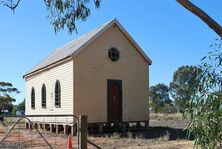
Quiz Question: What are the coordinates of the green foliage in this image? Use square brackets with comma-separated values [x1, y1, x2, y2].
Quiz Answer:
[44, 0, 101, 34]
[169, 65, 201, 113]
[0, 82, 20, 114]
[0, 0, 101, 34]
[149, 83, 172, 113]
[12, 99, 25, 115]
[186, 39, 222, 148]
[161, 103, 176, 114]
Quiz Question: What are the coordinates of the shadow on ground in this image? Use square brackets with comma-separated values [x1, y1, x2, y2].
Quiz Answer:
[89, 126, 194, 141]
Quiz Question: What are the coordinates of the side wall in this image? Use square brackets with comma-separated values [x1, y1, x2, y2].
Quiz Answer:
[25, 60, 74, 123]
[74, 26, 149, 123]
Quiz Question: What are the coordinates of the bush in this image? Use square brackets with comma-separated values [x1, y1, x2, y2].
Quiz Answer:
[161, 104, 177, 114]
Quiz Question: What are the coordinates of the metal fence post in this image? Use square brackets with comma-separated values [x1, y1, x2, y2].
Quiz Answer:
[79, 115, 87, 149]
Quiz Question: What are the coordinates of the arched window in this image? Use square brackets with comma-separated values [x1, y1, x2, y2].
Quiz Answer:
[41, 84, 46, 108]
[55, 80, 61, 107]
[31, 87, 35, 109]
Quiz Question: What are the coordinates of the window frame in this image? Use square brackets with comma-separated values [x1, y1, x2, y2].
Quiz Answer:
[54, 80, 61, 108]
[108, 47, 120, 62]
[41, 84, 46, 109]
[31, 87, 35, 109]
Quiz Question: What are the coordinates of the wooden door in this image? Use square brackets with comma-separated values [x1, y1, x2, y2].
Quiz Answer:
[107, 80, 122, 122]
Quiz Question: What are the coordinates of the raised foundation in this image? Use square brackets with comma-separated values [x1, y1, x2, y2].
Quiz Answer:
[88, 121, 149, 134]
[26, 120, 149, 135]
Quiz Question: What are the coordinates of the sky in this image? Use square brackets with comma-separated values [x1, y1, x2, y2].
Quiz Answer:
[0, 0, 221, 104]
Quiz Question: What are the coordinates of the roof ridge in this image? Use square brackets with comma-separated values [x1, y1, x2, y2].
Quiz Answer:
[24, 18, 117, 77]
[23, 18, 152, 78]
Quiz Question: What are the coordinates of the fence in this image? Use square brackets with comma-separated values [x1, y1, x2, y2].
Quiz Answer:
[0, 114, 99, 149]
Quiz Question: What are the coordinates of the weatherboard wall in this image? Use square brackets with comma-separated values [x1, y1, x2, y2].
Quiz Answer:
[74, 25, 149, 123]
[25, 60, 74, 123]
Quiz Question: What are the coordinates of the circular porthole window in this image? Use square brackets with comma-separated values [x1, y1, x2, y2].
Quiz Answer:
[108, 47, 120, 62]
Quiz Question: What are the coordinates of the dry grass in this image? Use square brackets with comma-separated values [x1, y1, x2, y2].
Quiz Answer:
[147, 140, 194, 149]
[88, 127, 194, 149]
[150, 113, 185, 121]
[149, 113, 190, 129]
[89, 134, 194, 149]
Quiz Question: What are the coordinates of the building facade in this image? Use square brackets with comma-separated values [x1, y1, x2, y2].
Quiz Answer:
[24, 19, 152, 124]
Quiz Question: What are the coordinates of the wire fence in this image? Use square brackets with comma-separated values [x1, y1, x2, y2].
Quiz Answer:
[0, 115, 78, 149]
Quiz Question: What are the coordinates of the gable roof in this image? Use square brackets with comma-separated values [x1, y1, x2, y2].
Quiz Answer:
[24, 18, 152, 78]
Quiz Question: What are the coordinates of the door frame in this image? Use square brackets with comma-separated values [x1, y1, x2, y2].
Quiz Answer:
[107, 79, 122, 122]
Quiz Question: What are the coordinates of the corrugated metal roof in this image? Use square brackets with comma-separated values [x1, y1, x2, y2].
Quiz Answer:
[24, 18, 152, 77]
[24, 19, 114, 76]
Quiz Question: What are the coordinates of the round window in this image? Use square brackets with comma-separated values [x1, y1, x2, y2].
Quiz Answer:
[108, 47, 120, 62]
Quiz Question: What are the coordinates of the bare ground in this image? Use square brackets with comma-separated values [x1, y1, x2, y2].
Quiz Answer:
[0, 114, 193, 148]
[0, 132, 193, 149]
[89, 136, 193, 149]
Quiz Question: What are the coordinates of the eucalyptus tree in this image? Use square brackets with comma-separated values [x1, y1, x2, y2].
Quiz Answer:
[186, 40, 222, 148]
[0, 82, 20, 115]
[149, 83, 171, 113]
[169, 65, 201, 113]
[176, 1, 222, 147]
[0, 0, 101, 34]
[176, 0, 222, 37]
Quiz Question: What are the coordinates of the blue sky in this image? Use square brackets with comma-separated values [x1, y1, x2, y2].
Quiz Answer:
[0, 0, 221, 104]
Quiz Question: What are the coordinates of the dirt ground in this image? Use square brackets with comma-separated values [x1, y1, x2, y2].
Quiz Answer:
[89, 136, 193, 149]
[0, 114, 193, 149]
[88, 116, 193, 149]
[0, 131, 193, 149]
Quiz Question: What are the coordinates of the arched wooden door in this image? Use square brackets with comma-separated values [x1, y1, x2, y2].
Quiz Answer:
[107, 80, 122, 122]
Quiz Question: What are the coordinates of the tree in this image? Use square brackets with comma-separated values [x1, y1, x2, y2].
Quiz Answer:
[169, 65, 201, 113]
[0, 0, 101, 34]
[176, 0, 222, 37]
[186, 41, 222, 148]
[149, 83, 171, 113]
[177, 1, 222, 147]
[0, 82, 20, 115]
[12, 99, 25, 115]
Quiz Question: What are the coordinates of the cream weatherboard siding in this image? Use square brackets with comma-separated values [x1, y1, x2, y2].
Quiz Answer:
[24, 19, 151, 124]
[74, 26, 149, 123]
[25, 60, 74, 123]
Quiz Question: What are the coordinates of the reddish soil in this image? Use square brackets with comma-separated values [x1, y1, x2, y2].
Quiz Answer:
[0, 117, 192, 148]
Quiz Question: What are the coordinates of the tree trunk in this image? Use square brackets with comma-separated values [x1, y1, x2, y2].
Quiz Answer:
[176, 0, 222, 37]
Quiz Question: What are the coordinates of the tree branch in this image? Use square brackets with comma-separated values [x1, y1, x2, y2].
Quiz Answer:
[176, 0, 222, 37]
[0, 0, 21, 13]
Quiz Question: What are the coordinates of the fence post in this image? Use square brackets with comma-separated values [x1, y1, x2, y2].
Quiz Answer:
[79, 115, 88, 149]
